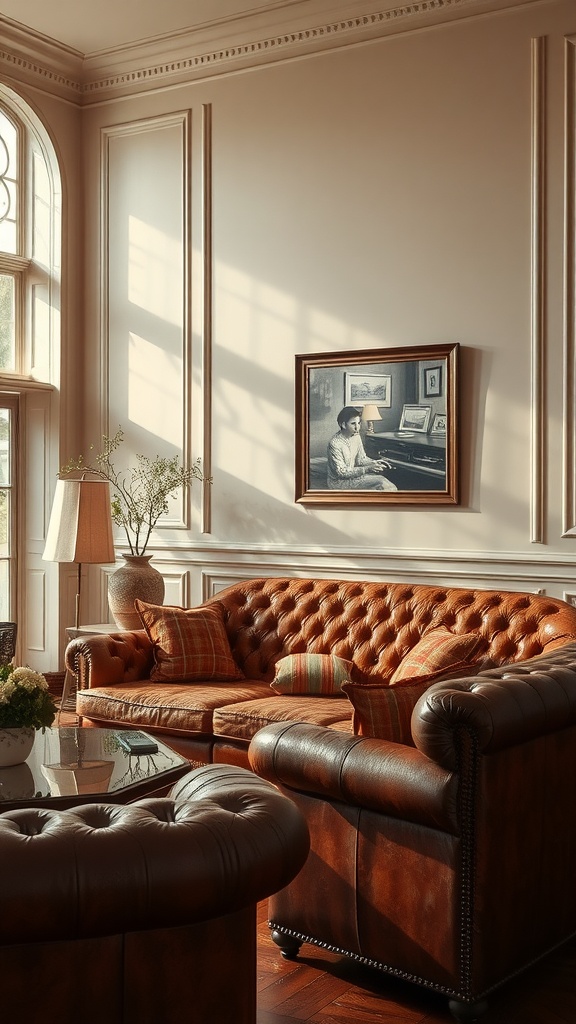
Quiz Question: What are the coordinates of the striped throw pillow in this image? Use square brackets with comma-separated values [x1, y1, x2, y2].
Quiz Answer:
[270, 653, 353, 696]
[135, 600, 245, 682]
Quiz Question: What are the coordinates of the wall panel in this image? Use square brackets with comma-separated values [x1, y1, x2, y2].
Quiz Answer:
[101, 112, 192, 535]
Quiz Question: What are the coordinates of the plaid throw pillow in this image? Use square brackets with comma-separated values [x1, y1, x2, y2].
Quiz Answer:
[342, 679, 432, 744]
[135, 600, 245, 682]
[389, 628, 482, 686]
[270, 653, 353, 696]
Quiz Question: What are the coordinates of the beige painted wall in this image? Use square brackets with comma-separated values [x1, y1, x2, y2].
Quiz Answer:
[4, 0, 576, 651]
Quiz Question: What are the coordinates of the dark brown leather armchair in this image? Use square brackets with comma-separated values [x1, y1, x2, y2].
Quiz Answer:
[0, 764, 309, 1024]
[249, 642, 576, 1023]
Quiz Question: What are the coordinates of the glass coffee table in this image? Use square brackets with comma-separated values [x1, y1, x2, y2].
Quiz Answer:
[0, 727, 191, 811]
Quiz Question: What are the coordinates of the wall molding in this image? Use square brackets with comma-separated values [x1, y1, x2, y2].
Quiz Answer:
[563, 35, 576, 536]
[530, 36, 546, 543]
[183, 545, 576, 601]
[1, 0, 543, 105]
[100, 111, 193, 530]
[143, 538, 576, 573]
[97, 541, 576, 609]
[201, 103, 213, 536]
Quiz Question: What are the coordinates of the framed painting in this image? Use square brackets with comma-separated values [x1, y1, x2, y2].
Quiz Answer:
[295, 342, 459, 506]
[424, 365, 443, 398]
[344, 372, 392, 408]
[431, 411, 447, 436]
[398, 404, 431, 433]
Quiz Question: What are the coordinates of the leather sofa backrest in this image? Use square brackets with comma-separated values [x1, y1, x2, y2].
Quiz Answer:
[207, 577, 576, 683]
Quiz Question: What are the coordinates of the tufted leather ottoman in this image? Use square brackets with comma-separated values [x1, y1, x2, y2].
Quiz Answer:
[0, 764, 309, 1024]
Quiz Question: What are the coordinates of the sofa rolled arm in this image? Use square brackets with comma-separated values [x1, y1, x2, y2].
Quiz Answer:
[65, 630, 154, 688]
[249, 721, 459, 833]
[412, 651, 576, 771]
[0, 764, 309, 945]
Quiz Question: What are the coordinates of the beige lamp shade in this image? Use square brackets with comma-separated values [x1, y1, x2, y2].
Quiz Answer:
[361, 404, 382, 433]
[44, 479, 116, 629]
[361, 404, 382, 423]
[43, 479, 115, 565]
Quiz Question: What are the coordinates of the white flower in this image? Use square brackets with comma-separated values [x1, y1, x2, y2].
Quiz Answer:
[10, 667, 48, 691]
[0, 665, 56, 730]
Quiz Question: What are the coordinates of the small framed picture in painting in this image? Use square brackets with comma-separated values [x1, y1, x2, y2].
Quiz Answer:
[424, 365, 442, 398]
[398, 405, 432, 433]
[431, 412, 447, 436]
[344, 372, 392, 408]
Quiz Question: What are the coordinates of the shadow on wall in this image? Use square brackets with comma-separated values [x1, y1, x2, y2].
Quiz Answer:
[212, 470, 407, 549]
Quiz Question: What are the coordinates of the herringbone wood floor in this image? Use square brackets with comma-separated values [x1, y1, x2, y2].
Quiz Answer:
[54, 700, 575, 1024]
[256, 901, 576, 1023]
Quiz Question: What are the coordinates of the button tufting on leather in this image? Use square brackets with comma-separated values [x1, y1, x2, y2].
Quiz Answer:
[91, 578, 576, 692]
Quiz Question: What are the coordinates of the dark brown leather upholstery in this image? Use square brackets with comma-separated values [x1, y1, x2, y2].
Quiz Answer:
[0, 764, 309, 1024]
[65, 578, 576, 764]
[248, 641, 576, 1021]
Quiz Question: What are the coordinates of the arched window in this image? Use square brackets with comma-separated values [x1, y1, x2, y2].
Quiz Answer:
[0, 88, 62, 667]
[0, 108, 21, 370]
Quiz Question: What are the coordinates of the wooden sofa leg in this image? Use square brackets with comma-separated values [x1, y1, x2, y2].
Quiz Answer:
[270, 928, 302, 960]
[448, 998, 489, 1022]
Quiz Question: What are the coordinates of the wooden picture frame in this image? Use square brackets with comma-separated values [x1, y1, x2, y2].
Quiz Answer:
[295, 342, 459, 506]
[431, 411, 447, 436]
[344, 372, 392, 408]
[398, 404, 432, 433]
[424, 365, 443, 398]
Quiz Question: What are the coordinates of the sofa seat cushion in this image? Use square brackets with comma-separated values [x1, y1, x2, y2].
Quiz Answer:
[212, 695, 353, 745]
[77, 680, 272, 735]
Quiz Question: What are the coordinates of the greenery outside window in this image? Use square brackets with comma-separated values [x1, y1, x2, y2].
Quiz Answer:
[0, 273, 16, 371]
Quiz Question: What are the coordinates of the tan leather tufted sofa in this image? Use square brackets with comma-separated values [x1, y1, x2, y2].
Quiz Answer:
[0, 763, 309, 1024]
[248, 640, 576, 1022]
[66, 577, 576, 766]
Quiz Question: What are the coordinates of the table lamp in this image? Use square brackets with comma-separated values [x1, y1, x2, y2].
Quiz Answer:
[43, 478, 116, 628]
[361, 404, 382, 434]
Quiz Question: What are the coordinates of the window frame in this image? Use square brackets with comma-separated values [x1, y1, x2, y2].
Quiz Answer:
[0, 89, 61, 670]
[0, 392, 19, 620]
[1, 103, 32, 379]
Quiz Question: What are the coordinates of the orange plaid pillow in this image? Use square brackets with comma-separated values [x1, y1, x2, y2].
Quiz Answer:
[342, 679, 432, 744]
[135, 600, 245, 682]
[389, 628, 482, 686]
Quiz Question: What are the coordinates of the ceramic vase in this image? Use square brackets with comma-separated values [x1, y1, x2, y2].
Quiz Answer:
[108, 553, 165, 630]
[0, 727, 35, 767]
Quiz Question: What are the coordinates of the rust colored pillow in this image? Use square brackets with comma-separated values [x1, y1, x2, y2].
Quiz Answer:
[389, 628, 482, 687]
[270, 653, 353, 696]
[342, 679, 432, 744]
[135, 600, 245, 682]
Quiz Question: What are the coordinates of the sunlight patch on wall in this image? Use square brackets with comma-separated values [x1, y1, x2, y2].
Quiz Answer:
[128, 214, 182, 325]
[217, 260, 297, 359]
[217, 374, 294, 501]
[127, 332, 181, 445]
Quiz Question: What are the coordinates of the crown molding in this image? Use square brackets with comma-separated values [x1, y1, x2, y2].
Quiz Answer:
[0, 0, 549, 106]
[0, 15, 82, 103]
